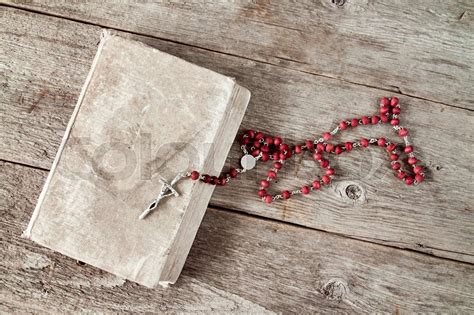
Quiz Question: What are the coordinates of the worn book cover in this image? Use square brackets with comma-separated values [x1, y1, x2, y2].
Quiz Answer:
[23, 30, 250, 288]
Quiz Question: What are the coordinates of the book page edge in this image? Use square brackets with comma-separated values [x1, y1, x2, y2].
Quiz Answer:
[156, 82, 251, 287]
[22, 29, 112, 239]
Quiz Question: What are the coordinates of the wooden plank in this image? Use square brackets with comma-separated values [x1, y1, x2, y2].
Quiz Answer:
[1, 161, 474, 313]
[1, 7, 473, 263]
[4, 1, 474, 110]
[0, 6, 98, 169]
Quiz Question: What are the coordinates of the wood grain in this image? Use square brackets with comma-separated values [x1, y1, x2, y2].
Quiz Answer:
[1, 7, 473, 263]
[1, 161, 474, 313]
[4, 0, 474, 110]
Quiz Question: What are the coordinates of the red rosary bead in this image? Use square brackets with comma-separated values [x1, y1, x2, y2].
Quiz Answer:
[260, 180, 270, 188]
[191, 171, 200, 180]
[390, 97, 399, 106]
[279, 143, 289, 152]
[398, 128, 408, 137]
[415, 174, 424, 183]
[282, 190, 291, 199]
[380, 97, 390, 107]
[316, 143, 325, 152]
[264, 195, 273, 204]
[391, 162, 401, 170]
[323, 132, 331, 141]
[397, 171, 406, 179]
[380, 106, 390, 115]
[404, 145, 413, 153]
[360, 138, 369, 147]
[320, 159, 329, 168]
[301, 186, 310, 194]
[251, 149, 260, 157]
[345, 142, 353, 151]
[240, 137, 250, 145]
[312, 180, 321, 190]
[273, 137, 282, 146]
[322, 175, 331, 185]
[386, 143, 396, 152]
[413, 165, 423, 174]
[268, 170, 277, 179]
[325, 143, 334, 153]
[245, 129, 255, 139]
[229, 168, 238, 178]
[326, 168, 335, 176]
[258, 189, 267, 197]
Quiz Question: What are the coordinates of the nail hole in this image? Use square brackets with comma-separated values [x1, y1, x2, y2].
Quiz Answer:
[435, 166, 442, 171]
[345, 184, 362, 200]
[76, 260, 86, 266]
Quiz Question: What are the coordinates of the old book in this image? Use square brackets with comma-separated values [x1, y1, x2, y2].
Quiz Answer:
[23, 30, 250, 288]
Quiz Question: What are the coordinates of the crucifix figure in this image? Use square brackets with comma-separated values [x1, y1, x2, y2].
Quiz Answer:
[139, 173, 185, 220]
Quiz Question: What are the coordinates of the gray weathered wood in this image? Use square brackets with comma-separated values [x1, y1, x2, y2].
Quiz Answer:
[5, 0, 474, 110]
[1, 161, 474, 313]
[1, 7, 473, 263]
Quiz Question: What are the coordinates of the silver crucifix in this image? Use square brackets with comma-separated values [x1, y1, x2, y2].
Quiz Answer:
[139, 172, 186, 220]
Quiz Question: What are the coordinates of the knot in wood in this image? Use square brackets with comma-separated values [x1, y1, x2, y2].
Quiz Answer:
[321, 278, 348, 301]
[345, 184, 362, 200]
[335, 181, 366, 204]
[331, 0, 346, 7]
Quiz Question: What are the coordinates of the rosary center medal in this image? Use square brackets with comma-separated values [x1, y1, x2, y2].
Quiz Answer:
[240, 154, 256, 170]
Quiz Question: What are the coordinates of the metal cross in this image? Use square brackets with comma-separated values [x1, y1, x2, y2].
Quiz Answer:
[139, 173, 184, 220]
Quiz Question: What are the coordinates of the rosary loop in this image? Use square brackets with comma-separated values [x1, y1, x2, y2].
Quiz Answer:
[189, 97, 425, 204]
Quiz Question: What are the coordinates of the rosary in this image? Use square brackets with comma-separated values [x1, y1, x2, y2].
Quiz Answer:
[140, 97, 425, 219]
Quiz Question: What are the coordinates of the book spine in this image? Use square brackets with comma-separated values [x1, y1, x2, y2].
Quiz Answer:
[22, 30, 113, 238]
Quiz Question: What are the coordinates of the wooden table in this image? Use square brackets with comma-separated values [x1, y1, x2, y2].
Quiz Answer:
[1, 1, 473, 313]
